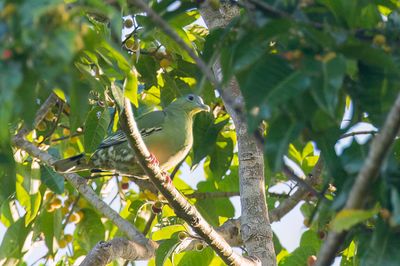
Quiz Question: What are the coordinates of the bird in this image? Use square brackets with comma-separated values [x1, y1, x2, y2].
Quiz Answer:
[53, 94, 210, 178]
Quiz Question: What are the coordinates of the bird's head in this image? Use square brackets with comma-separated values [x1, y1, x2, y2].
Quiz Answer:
[170, 94, 210, 116]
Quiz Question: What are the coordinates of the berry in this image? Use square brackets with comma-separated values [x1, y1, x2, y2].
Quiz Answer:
[58, 239, 68, 248]
[121, 182, 129, 190]
[124, 19, 134, 28]
[307, 255, 317, 266]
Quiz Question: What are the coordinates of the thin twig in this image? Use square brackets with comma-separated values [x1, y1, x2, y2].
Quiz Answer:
[339, 130, 377, 139]
[51, 132, 83, 142]
[33, 93, 60, 129]
[143, 212, 156, 236]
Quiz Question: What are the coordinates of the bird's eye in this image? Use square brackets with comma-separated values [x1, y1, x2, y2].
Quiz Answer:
[188, 95, 194, 101]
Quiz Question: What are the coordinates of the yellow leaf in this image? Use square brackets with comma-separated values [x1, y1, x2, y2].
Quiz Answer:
[331, 207, 379, 232]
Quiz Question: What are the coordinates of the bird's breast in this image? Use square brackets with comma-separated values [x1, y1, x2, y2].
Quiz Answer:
[144, 123, 193, 171]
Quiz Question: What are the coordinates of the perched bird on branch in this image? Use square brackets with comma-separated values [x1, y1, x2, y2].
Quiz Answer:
[53, 94, 210, 178]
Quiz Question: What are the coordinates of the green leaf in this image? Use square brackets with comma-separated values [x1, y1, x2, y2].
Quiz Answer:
[175, 247, 215, 266]
[310, 55, 347, 116]
[155, 238, 181, 266]
[96, 41, 131, 74]
[279, 230, 321, 266]
[192, 113, 228, 168]
[209, 134, 234, 180]
[358, 220, 400, 266]
[16, 179, 31, 215]
[0, 217, 30, 259]
[195, 181, 235, 226]
[338, 43, 397, 71]
[124, 69, 139, 107]
[331, 207, 379, 232]
[288, 144, 302, 165]
[152, 225, 185, 241]
[84, 106, 110, 153]
[75, 208, 105, 252]
[25, 193, 42, 226]
[231, 19, 292, 73]
[237, 55, 310, 111]
[265, 116, 303, 172]
[0, 200, 13, 227]
[41, 165, 64, 194]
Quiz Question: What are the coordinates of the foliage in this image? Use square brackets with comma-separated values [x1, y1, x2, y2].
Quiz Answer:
[1, 0, 400, 265]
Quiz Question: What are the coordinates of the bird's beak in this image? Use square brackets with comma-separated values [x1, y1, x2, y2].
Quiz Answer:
[200, 103, 210, 112]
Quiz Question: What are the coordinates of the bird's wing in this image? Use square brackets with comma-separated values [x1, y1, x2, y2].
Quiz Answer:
[98, 110, 166, 149]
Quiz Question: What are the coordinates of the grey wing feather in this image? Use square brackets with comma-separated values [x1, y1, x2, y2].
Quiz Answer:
[98, 131, 127, 149]
[97, 110, 166, 150]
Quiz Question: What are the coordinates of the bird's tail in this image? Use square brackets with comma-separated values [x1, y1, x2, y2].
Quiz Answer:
[53, 154, 89, 173]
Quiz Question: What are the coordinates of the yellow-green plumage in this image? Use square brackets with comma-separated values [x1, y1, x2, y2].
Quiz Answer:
[53, 94, 210, 177]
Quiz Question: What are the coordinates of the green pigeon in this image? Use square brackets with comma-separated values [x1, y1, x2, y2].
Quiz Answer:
[53, 94, 210, 178]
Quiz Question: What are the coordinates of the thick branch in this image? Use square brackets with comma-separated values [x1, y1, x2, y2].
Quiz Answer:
[200, 3, 276, 265]
[80, 238, 155, 266]
[120, 98, 257, 266]
[316, 93, 400, 266]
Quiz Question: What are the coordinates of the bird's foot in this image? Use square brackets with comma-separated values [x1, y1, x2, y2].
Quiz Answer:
[147, 153, 160, 166]
[161, 171, 172, 184]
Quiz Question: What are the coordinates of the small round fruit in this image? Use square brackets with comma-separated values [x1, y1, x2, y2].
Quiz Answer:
[63, 128, 70, 136]
[160, 58, 171, 68]
[373, 34, 386, 46]
[77, 211, 84, 220]
[121, 182, 129, 190]
[58, 239, 68, 248]
[37, 122, 47, 131]
[124, 19, 134, 28]
[178, 231, 187, 240]
[68, 212, 82, 223]
[303, 218, 311, 227]
[125, 39, 135, 50]
[307, 255, 317, 266]
[44, 191, 54, 201]
[46, 204, 55, 213]
[50, 198, 62, 209]
[151, 204, 162, 214]
[64, 234, 73, 243]
[195, 243, 204, 251]
[45, 112, 55, 121]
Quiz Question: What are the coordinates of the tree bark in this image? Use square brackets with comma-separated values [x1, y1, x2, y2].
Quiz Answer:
[200, 3, 277, 265]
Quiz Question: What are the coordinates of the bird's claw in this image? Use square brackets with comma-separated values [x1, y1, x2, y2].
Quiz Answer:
[161, 171, 172, 184]
[147, 153, 159, 166]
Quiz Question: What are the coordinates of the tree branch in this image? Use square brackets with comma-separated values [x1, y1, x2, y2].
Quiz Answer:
[316, 93, 400, 266]
[339, 130, 378, 139]
[270, 159, 324, 222]
[200, 3, 276, 264]
[80, 238, 155, 266]
[120, 98, 257, 266]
